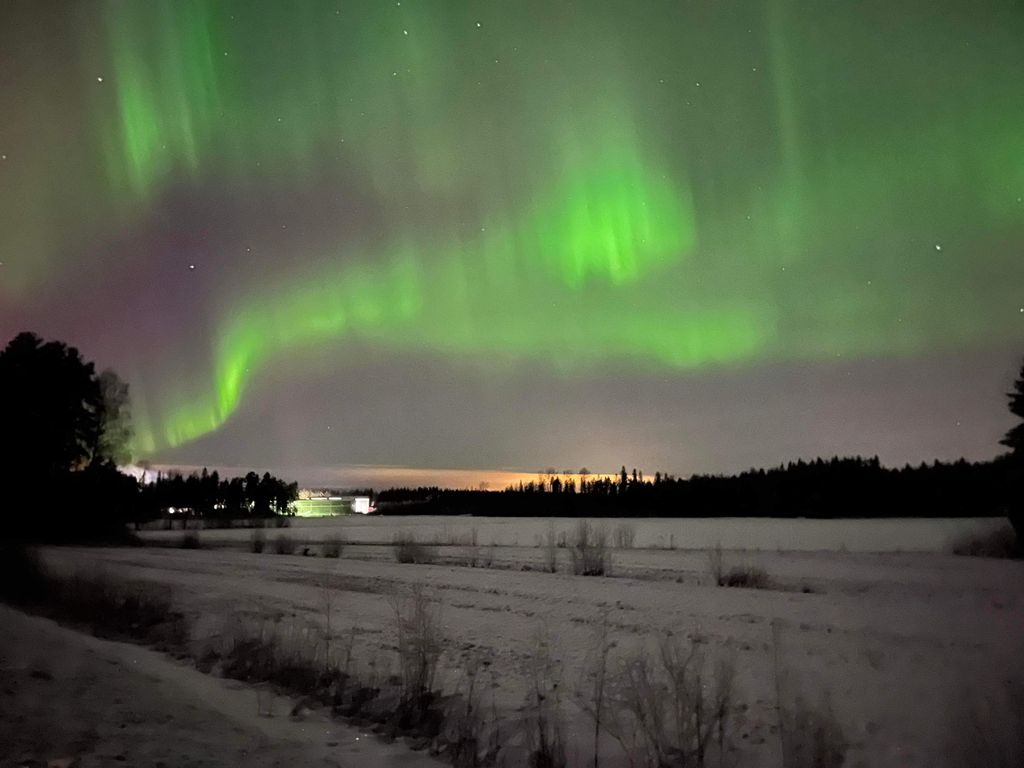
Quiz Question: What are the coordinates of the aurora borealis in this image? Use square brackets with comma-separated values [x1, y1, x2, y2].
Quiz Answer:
[1, 0, 1022, 482]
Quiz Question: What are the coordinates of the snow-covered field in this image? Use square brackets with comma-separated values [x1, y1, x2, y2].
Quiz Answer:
[39, 517, 1024, 767]
[138, 514, 1007, 552]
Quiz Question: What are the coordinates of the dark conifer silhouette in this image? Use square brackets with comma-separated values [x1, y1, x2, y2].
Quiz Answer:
[1001, 357, 1024, 541]
[1001, 358, 1024, 454]
[0, 332, 136, 539]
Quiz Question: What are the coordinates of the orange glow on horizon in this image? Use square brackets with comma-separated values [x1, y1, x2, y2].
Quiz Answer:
[148, 463, 620, 491]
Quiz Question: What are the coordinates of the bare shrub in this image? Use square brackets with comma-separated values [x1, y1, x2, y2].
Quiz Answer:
[614, 523, 637, 549]
[392, 584, 444, 705]
[273, 533, 296, 555]
[571, 520, 611, 576]
[444, 653, 491, 768]
[40, 571, 187, 650]
[720, 565, 772, 589]
[952, 525, 1019, 559]
[466, 526, 480, 567]
[1, 550, 187, 650]
[600, 634, 735, 768]
[250, 528, 266, 553]
[709, 544, 772, 589]
[179, 530, 201, 549]
[544, 522, 560, 573]
[393, 533, 437, 564]
[781, 694, 848, 768]
[524, 628, 567, 768]
[322, 534, 344, 558]
[221, 615, 327, 694]
[575, 613, 613, 768]
[708, 543, 724, 585]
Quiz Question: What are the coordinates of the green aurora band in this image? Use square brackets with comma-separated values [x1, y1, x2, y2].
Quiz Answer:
[1, 1, 1021, 454]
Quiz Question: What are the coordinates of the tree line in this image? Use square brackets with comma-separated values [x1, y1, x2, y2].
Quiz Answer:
[379, 358, 1023, 531]
[376, 454, 1015, 520]
[141, 469, 298, 521]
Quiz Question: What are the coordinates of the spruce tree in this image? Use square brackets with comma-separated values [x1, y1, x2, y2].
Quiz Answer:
[1001, 358, 1024, 453]
[1002, 357, 1023, 546]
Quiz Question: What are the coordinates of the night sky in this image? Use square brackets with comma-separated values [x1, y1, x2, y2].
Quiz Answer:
[1, 1, 1022, 485]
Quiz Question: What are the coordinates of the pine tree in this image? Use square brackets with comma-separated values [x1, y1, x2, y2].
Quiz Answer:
[1002, 357, 1023, 547]
[1001, 358, 1024, 453]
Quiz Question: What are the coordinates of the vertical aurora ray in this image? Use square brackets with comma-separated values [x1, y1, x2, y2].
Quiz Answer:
[102, 0, 228, 195]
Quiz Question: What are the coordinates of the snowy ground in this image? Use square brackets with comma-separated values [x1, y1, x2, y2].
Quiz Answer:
[32, 517, 1024, 767]
[138, 514, 1007, 552]
[0, 604, 441, 768]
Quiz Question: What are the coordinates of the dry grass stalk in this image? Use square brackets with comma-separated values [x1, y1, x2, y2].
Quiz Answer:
[524, 627, 567, 768]
[708, 544, 724, 586]
[250, 528, 266, 553]
[614, 523, 637, 549]
[599, 634, 735, 768]
[781, 694, 847, 768]
[391, 584, 444, 704]
[575, 612, 613, 768]
[545, 522, 560, 573]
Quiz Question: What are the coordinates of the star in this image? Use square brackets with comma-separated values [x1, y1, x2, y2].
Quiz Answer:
[96, 76, 104, 83]
[188, 264, 196, 271]
[934, 244, 942, 251]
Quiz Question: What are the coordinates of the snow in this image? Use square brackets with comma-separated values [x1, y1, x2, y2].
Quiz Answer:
[138, 514, 1008, 552]
[34, 518, 1024, 767]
